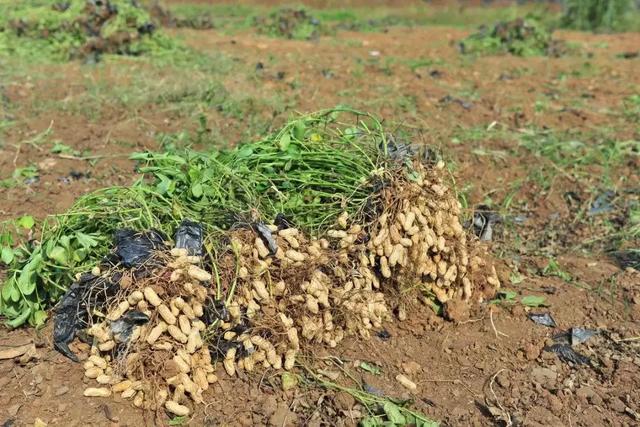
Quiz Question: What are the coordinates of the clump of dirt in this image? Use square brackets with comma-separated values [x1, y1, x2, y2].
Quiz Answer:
[459, 17, 567, 57]
[0, 0, 168, 61]
[254, 7, 324, 40]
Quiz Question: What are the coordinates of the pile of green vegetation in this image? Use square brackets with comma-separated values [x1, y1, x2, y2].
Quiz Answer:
[459, 17, 563, 57]
[561, 0, 636, 32]
[0, 108, 395, 327]
[0, 0, 174, 61]
[254, 7, 326, 40]
[145, 1, 214, 30]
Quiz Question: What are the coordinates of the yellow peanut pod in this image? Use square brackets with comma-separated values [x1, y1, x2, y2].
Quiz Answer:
[165, 401, 190, 416]
[178, 315, 191, 335]
[158, 304, 177, 325]
[173, 355, 191, 373]
[83, 387, 111, 397]
[167, 325, 188, 343]
[145, 321, 167, 345]
[121, 388, 136, 399]
[112, 380, 132, 393]
[84, 367, 103, 379]
[143, 287, 162, 307]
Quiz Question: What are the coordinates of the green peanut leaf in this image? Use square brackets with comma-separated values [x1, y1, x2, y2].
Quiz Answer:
[48, 246, 68, 265]
[17, 215, 35, 229]
[1, 246, 14, 265]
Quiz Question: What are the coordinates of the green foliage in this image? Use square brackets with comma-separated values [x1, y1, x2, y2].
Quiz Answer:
[360, 399, 437, 427]
[492, 290, 547, 307]
[0, 0, 177, 62]
[304, 366, 437, 427]
[359, 361, 382, 375]
[519, 129, 638, 185]
[520, 295, 547, 307]
[0, 108, 398, 327]
[168, 416, 186, 426]
[1, 187, 169, 327]
[0, 165, 39, 188]
[623, 94, 640, 122]
[561, 0, 635, 32]
[255, 7, 326, 40]
[167, 3, 256, 32]
[460, 18, 556, 57]
[134, 108, 385, 231]
[542, 258, 572, 282]
[308, 372, 438, 427]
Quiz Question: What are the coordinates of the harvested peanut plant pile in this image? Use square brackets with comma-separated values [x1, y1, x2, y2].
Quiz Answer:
[77, 156, 499, 417]
[3, 107, 499, 418]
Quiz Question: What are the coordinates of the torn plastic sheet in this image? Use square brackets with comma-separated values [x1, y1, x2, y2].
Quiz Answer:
[554, 327, 599, 346]
[202, 297, 229, 326]
[471, 205, 501, 241]
[253, 222, 278, 255]
[587, 190, 615, 216]
[174, 220, 203, 256]
[544, 343, 591, 365]
[384, 138, 416, 162]
[439, 94, 473, 110]
[363, 383, 385, 397]
[609, 250, 640, 270]
[111, 310, 150, 343]
[53, 272, 121, 361]
[528, 312, 557, 328]
[114, 229, 166, 268]
[55, 229, 165, 361]
[383, 135, 437, 165]
[571, 327, 599, 345]
[274, 213, 294, 230]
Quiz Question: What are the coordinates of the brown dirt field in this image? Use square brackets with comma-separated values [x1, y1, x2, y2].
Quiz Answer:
[1, 5, 639, 427]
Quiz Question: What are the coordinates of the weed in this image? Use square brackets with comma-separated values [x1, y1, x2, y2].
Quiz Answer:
[623, 94, 640, 121]
[459, 18, 559, 57]
[492, 290, 548, 307]
[50, 142, 80, 156]
[168, 416, 187, 426]
[542, 258, 572, 282]
[593, 275, 613, 301]
[396, 95, 418, 114]
[302, 365, 438, 427]
[561, 0, 637, 32]
[1, 165, 39, 188]
[519, 129, 637, 184]
[404, 57, 446, 73]
[534, 99, 550, 114]
[255, 7, 325, 40]
[166, 3, 256, 33]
